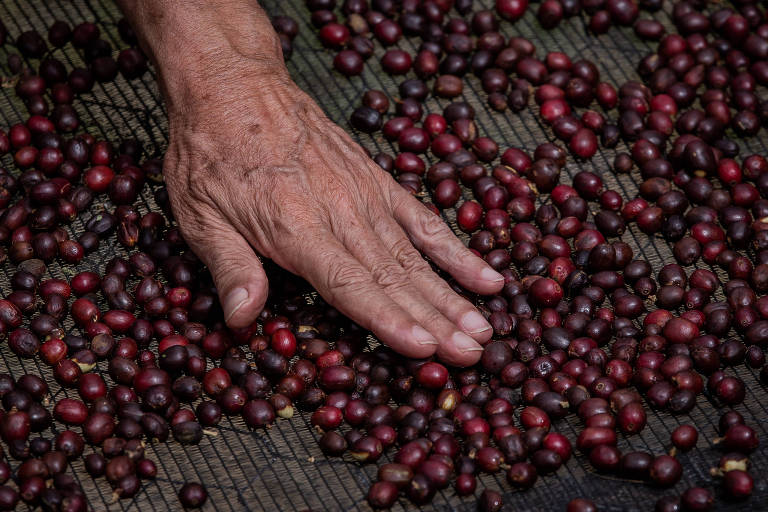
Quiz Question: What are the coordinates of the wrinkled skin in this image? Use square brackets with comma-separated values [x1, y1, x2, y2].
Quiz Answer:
[119, 0, 504, 366]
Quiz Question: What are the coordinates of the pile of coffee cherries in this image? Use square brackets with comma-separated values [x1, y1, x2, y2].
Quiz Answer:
[310, 0, 768, 509]
[0, 0, 766, 510]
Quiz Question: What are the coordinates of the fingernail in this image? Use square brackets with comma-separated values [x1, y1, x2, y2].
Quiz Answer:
[452, 332, 483, 352]
[412, 326, 438, 345]
[461, 310, 491, 335]
[224, 287, 249, 322]
[481, 267, 505, 283]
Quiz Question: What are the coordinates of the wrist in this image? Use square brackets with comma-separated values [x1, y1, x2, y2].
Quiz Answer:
[159, 49, 292, 118]
[117, 0, 291, 109]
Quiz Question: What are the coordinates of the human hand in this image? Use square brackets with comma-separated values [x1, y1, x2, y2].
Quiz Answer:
[122, 1, 505, 366]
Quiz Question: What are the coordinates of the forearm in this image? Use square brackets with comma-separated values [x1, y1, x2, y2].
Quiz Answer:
[115, 0, 292, 112]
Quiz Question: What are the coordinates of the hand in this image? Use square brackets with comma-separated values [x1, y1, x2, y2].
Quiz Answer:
[121, 1, 505, 366]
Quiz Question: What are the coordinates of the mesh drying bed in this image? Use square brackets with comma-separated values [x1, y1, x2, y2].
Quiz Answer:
[0, 0, 768, 510]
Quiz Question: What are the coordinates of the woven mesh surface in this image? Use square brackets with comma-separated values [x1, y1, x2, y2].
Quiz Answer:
[0, 0, 767, 510]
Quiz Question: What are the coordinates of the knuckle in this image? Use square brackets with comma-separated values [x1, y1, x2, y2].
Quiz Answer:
[274, 199, 322, 235]
[176, 214, 221, 256]
[186, 174, 216, 204]
[333, 191, 357, 213]
[422, 308, 449, 330]
[165, 158, 221, 211]
[390, 187, 416, 218]
[433, 281, 466, 310]
[447, 244, 475, 267]
[207, 253, 246, 282]
[370, 261, 409, 291]
[325, 262, 368, 299]
[418, 211, 450, 240]
[390, 238, 429, 273]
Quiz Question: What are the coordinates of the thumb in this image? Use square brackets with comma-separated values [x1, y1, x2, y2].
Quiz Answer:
[186, 222, 269, 329]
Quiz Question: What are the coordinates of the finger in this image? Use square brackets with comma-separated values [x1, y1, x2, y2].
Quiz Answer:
[389, 185, 505, 295]
[374, 216, 494, 347]
[337, 217, 484, 367]
[183, 216, 268, 329]
[291, 231, 439, 360]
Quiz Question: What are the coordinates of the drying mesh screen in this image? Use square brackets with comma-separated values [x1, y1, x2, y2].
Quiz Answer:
[0, 0, 767, 510]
